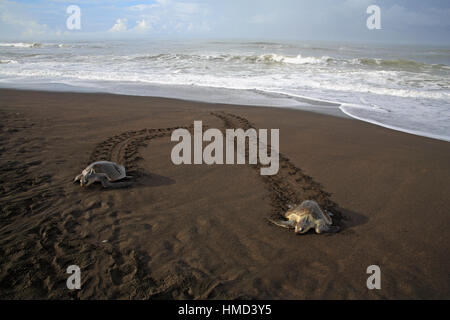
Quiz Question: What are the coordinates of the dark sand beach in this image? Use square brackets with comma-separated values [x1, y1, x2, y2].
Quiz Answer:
[0, 88, 449, 299]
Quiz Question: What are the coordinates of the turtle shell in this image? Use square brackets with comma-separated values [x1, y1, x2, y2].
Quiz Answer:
[87, 161, 127, 181]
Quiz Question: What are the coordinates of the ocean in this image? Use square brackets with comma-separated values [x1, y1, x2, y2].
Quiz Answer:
[0, 39, 449, 141]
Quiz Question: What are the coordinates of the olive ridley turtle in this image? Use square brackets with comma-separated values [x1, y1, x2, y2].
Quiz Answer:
[74, 161, 132, 188]
[269, 200, 339, 234]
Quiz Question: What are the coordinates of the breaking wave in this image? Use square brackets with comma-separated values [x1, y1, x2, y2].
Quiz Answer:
[127, 53, 333, 65]
[350, 57, 449, 72]
[0, 42, 42, 48]
[0, 59, 18, 64]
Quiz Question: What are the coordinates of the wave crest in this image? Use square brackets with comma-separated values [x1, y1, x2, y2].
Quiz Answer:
[350, 57, 449, 72]
[127, 53, 332, 65]
[0, 42, 41, 48]
[0, 59, 18, 64]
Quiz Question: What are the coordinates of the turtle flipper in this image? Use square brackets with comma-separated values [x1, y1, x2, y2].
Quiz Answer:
[316, 223, 340, 234]
[267, 218, 296, 229]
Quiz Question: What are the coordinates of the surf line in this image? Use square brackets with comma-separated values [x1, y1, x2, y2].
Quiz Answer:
[170, 120, 279, 175]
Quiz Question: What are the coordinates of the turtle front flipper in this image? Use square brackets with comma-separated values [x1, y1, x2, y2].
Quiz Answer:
[267, 218, 296, 229]
[74, 173, 83, 183]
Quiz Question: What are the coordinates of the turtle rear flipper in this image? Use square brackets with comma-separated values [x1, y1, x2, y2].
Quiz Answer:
[318, 225, 340, 234]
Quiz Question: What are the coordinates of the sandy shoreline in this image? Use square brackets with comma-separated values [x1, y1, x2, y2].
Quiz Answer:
[0, 88, 449, 299]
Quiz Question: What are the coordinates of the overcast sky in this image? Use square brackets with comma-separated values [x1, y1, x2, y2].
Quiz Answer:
[0, 0, 449, 45]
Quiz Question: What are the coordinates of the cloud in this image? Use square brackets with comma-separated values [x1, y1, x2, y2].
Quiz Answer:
[128, 4, 160, 12]
[0, 0, 449, 44]
[0, 0, 53, 38]
[122, 0, 210, 34]
[133, 19, 151, 31]
[109, 18, 127, 32]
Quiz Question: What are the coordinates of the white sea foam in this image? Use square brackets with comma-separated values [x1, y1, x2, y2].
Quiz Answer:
[339, 103, 450, 142]
[0, 59, 18, 64]
[246, 53, 332, 65]
[0, 42, 41, 48]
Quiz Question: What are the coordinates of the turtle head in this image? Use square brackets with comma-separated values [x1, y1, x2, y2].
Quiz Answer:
[285, 204, 296, 214]
[80, 168, 96, 187]
[295, 217, 313, 234]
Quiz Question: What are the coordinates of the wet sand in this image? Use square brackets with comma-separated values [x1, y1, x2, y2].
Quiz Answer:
[0, 88, 449, 299]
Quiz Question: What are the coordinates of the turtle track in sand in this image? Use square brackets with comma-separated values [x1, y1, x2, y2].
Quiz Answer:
[81, 125, 198, 299]
[88, 126, 191, 178]
[211, 112, 343, 228]
[0, 107, 341, 298]
[0, 114, 194, 298]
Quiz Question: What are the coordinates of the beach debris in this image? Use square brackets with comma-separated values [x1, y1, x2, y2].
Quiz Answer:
[74, 161, 132, 188]
[269, 200, 339, 234]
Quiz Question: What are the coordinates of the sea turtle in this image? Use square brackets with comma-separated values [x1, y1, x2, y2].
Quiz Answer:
[269, 200, 339, 234]
[74, 161, 132, 188]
